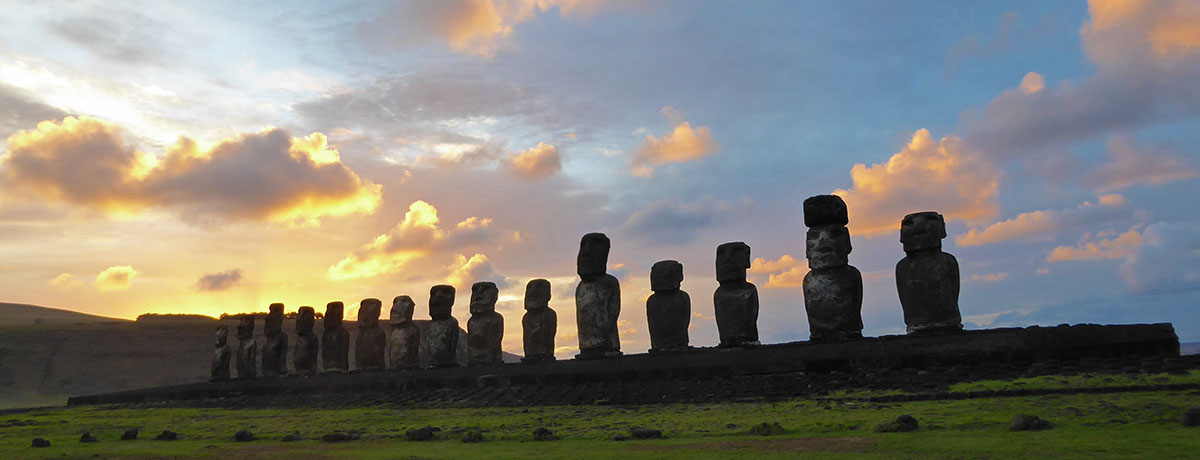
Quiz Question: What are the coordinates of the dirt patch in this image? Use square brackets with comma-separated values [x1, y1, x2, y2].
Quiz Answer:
[630, 436, 876, 453]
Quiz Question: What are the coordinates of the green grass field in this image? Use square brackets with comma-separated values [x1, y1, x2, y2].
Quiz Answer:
[1, 372, 1198, 459]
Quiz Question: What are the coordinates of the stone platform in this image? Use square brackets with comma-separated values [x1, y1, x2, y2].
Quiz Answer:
[67, 323, 1179, 406]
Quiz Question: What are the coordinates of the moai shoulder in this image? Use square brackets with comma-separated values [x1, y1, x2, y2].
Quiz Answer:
[211, 326, 231, 381]
[321, 301, 350, 372]
[261, 303, 289, 376]
[235, 315, 257, 379]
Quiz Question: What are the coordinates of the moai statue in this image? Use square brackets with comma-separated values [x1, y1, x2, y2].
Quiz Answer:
[646, 260, 691, 352]
[521, 279, 557, 363]
[802, 195, 864, 342]
[355, 298, 387, 371]
[388, 296, 420, 370]
[210, 326, 231, 381]
[575, 232, 622, 359]
[714, 242, 760, 347]
[235, 315, 257, 379]
[467, 282, 505, 366]
[261, 303, 289, 376]
[321, 301, 350, 372]
[424, 285, 460, 368]
[896, 211, 963, 334]
[293, 306, 319, 375]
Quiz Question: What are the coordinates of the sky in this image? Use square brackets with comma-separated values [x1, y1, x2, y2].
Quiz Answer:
[1, 0, 1198, 357]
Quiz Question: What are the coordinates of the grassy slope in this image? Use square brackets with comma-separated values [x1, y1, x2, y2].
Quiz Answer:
[0, 303, 127, 326]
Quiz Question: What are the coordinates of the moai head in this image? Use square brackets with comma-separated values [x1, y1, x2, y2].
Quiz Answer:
[470, 281, 499, 315]
[214, 326, 228, 346]
[358, 298, 382, 329]
[264, 303, 284, 333]
[324, 301, 344, 329]
[390, 296, 415, 324]
[429, 284, 456, 320]
[524, 279, 551, 311]
[900, 211, 946, 253]
[805, 226, 852, 269]
[715, 242, 751, 283]
[802, 195, 849, 228]
[296, 306, 315, 332]
[577, 232, 611, 279]
[236, 315, 254, 339]
[650, 260, 683, 291]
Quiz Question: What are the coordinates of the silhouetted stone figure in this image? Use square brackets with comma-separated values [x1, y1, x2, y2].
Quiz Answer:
[425, 285, 460, 368]
[321, 301, 350, 372]
[714, 242, 760, 347]
[521, 279, 557, 363]
[355, 298, 387, 371]
[293, 306, 319, 375]
[388, 296, 420, 370]
[235, 315, 257, 379]
[467, 282, 505, 365]
[575, 232, 622, 359]
[261, 303, 289, 376]
[897, 211, 963, 335]
[802, 195, 864, 342]
[647, 260, 691, 352]
[211, 326, 230, 381]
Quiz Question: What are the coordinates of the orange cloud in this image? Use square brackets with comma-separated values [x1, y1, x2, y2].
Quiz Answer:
[50, 273, 82, 290]
[1047, 226, 1143, 262]
[1019, 71, 1045, 94]
[956, 195, 1133, 247]
[834, 129, 1000, 236]
[95, 265, 138, 292]
[445, 253, 508, 289]
[1, 117, 381, 226]
[748, 254, 808, 289]
[971, 273, 1008, 282]
[1085, 0, 1200, 58]
[1082, 135, 1198, 192]
[506, 142, 561, 179]
[632, 107, 718, 178]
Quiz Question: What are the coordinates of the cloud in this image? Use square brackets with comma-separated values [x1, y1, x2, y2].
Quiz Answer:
[971, 272, 1008, 282]
[1048, 226, 1143, 262]
[748, 254, 808, 289]
[0, 83, 68, 138]
[506, 142, 561, 179]
[631, 107, 719, 178]
[445, 253, 510, 290]
[327, 200, 498, 280]
[49, 273, 82, 290]
[1, 117, 382, 225]
[1118, 222, 1200, 294]
[1081, 135, 1198, 192]
[196, 269, 243, 292]
[1019, 71, 1045, 94]
[95, 265, 138, 292]
[618, 196, 753, 245]
[834, 129, 1000, 236]
[956, 194, 1134, 247]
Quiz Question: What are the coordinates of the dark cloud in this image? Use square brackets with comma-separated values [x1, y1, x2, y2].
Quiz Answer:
[618, 197, 755, 245]
[196, 269, 242, 292]
[0, 83, 68, 138]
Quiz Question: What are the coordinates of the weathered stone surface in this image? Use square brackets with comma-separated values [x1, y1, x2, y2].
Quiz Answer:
[714, 242, 759, 347]
[355, 298, 386, 371]
[1182, 406, 1200, 426]
[233, 429, 254, 442]
[647, 260, 690, 352]
[321, 302, 350, 372]
[896, 212, 963, 335]
[425, 285, 460, 368]
[802, 199, 864, 342]
[79, 432, 97, 443]
[875, 414, 919, 432]
[121, 429, 137, 440]
[630, 428, 663, 439]
[461, 430, 484, 443]
[576, 233, 622, 358]
[211, 326, 231, 381]
[388, 296, 420, 370]
[532, 426, 556, 441]
[522, 279, 557, 363]
[261, 303, 288, 376]
[32, 437, 50, 447]
[154, 430, 178, 441]
[468, 282, 504, 366]
[293, 306, 319, 375]
[1010, 414, 1051, 431]
[235, 316, 257, 379]
[406, 426, 440, 441]
[803, 194, 849, 227]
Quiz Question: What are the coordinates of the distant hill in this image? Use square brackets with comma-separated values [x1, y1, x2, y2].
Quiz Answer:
[1182, 342, 1200, 356]
[0, 303, 128, 326]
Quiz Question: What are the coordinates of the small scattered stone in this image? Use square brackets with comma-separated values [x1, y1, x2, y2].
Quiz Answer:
[32, 437, 51, 448]
[154, 430, 178, 441]
[1183, 406, 1200, 426]
[725, 423, 738, 429]
[282, 433, 302, 442]
[1011, 415, 1052, 431]
[321, 432, 352, 442]
[532, 426, 556, 441]
[120, 429, 138, 441]
[611, 433, 629, 441]
[748, 422, 785, 436]
[461, 430, 484, 443]
[875, 415, 919, 433]
[79, 432, 97, 443]
[406, 426, 440, 441]
[630, 428, 663, 439]
[233, 429, 254, 442]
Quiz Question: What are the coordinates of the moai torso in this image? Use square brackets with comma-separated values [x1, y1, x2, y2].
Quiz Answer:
[355, 298, 387, 370]
[467, 282, 505, 365]
[387, 296, 420, 370]
[211, 326, 231, 381]
[575, 232, 622, 358]
[714, 242, 760, 347]
[321, 302, 350, 372]
[293, 306, 319, 375]
[424, 285, 460, 368]
[521, 279, 557, 363]
[235, 316, 257, 379]
[802, 195, 864, 342]
[647, 260, 690, 352]
[261, 303, 289, 376]
[896, 212, 962, 334]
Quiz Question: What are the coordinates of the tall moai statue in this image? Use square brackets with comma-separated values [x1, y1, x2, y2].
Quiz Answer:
[896, 211, 963, 334]
[714, 242, 760, 347]
[425, 284, 460, 368]
[261, 303, 289, 376]
[211, 326, 231, 381]
[355, 298, 387, 371]
[388, 296, 420, 369]
[802, 195, 864, 342]
[467, 281, 505, 365]
[321, 301, 350, 372]
[293, 306, 319, 375]
[646, 260, 691, 352]
[235, 315, 257, 379]
[575, 232, 622, 359]
[521, 279, 557, 363]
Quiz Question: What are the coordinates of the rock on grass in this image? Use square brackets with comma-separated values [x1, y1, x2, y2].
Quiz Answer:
[461, 430, 484, 443]
[1011, 415, 1052, 431]
[532, 426, 556, 441]
[406, 426, 440, 441]
[154, 430, 178, 441]
[748, 422, 786, 436]
[233, 429, 254, 442]
[32, 437, 50, 448]
[79, 432, 97, 443]
[120, 429, 138, 440]
[1183, 406, 1200, 427]
[875, 415, 919, 433]
[630, 428, 663, 439]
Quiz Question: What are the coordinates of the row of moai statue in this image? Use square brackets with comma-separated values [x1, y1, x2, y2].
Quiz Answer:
[211, 195, 962, 379]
